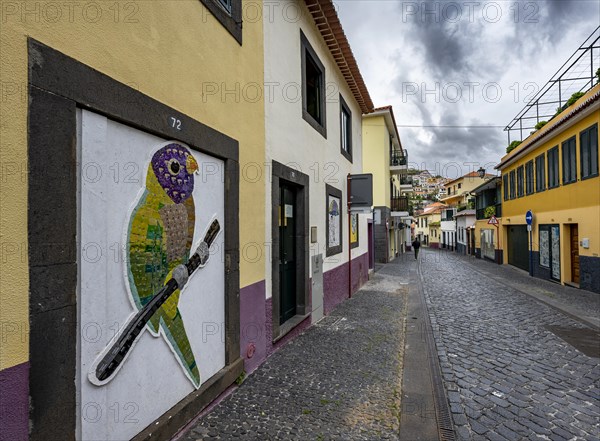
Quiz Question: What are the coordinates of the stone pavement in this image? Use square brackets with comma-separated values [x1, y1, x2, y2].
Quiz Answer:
[419, 248, 600, 441]
[178, 264, 409, 440]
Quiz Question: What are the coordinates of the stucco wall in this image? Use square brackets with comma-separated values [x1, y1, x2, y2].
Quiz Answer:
[362, 114, 391, 208]
[1, 1, 265, 438]
[263, 0, 369, 299]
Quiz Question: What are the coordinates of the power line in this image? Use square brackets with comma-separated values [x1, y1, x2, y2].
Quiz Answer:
[397, 125, 504, 128]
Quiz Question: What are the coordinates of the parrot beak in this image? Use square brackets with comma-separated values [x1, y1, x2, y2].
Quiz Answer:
[186, 155, 199, 174]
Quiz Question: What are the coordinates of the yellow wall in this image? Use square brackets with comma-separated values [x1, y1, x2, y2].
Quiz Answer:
[0, 1, 265, 371]
[442, 175, 488, 206]
[362, 114, 390, 207]
[500, 110, 600, 260]
[474, 219, 503, 250]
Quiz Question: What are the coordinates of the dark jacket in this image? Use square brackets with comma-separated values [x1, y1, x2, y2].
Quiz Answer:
[412, 239, 421, 249]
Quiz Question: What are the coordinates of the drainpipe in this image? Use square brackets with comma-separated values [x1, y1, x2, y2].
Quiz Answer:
[347, 174, 352, 298]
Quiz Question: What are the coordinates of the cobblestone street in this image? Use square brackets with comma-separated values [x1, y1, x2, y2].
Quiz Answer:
[420, 249, 600, 441]
[178, 267, 409, 440]
[178, 250, 600, 441]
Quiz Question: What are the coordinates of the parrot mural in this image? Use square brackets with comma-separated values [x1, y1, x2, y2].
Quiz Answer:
[126, 142, 202, 388]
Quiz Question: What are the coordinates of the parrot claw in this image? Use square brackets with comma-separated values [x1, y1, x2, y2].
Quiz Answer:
[195, 241, 210, 267]
[172, 264, 189, 288]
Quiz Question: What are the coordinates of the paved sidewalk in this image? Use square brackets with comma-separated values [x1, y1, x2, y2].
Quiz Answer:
[178, 262, 409, 440]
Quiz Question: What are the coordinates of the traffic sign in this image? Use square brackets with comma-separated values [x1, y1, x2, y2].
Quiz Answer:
[488, 215, 499, 225]
[526, 210, 533, 225]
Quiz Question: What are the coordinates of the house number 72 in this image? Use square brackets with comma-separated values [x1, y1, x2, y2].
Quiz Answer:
[169, 117, 182, 131]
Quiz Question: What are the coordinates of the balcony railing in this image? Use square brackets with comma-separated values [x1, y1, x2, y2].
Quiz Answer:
[390, 149, 407, 167]
[399, 176, 413, 185]
[391, 195, 409, 212]
[476, 204, 502, 220]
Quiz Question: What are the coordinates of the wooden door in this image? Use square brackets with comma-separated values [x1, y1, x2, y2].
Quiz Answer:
[570, 225, 580, 284]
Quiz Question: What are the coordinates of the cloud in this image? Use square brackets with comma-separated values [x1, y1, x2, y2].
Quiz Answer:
[336, 0, 600, 177]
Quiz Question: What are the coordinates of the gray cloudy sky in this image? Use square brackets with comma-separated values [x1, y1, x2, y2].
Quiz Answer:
[336, 0, 600, 179]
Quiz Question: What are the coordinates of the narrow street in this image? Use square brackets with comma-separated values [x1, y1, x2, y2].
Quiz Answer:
[178, 250, 600, 440]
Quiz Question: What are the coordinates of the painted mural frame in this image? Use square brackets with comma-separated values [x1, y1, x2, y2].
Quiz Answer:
[27, 39, 242, 441]
[350, 213, 359, 249]
[325, 184, 343, 257]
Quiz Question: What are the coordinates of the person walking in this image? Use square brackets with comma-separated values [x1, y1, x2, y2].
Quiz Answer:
[412, 237, 421, 260]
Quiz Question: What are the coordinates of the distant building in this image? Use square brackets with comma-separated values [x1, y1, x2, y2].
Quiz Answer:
[363, 106, 410, 262]
[472, 177, 503, 263]
[455, 210, 477, 255]
[441, 171, 494, 208]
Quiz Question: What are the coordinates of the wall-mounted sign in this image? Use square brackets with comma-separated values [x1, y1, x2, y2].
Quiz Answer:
[349, 173, 373, 212]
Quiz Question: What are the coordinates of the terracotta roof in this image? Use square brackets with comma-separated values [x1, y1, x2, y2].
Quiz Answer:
[364, 105, 402, 144]
[444, 172, 495, 186]
[496, 84, 600, 170]
[304, 0, 374, 113]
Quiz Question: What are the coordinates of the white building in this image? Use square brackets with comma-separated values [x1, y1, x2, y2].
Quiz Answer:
[455, 210, 476, 255]
[440, 207, 457, 250]
[264, 0, 373, 338]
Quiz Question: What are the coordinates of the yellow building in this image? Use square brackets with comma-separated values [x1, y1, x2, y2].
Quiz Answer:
[414, 202, 446, 248]
[496, 84, 600, 293]
[362, 106, 409, 262]
[441, 171, 494, 207]
[472, 177, 503, 263]
[1, 2, 265, 439]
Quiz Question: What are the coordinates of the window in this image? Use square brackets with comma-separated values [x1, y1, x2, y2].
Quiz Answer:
[517, 165, 524, 197]
[301, 31, 326, 137]
[200, 0, 242, 44]
[535, 153, 546, 192]
[509, 170, 516, 199]
[580, 123, 598, 179]
[503, 174, 509, 201]
[562, 136, 577, 185]
[547, 146, 559, 188]
[217, 0, 231, 12]
[526, 160, 534, 195]
[458, 183, 462, 189]
[339, 95, 352, 161]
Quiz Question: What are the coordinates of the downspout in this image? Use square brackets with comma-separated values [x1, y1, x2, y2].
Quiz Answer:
[347, 174, 352, 298]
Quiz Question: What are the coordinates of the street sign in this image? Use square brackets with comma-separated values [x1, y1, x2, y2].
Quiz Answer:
[526, 210, 533, 225]
[488, 215, 499, 225]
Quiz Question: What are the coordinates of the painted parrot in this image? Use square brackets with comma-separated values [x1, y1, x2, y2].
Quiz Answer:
[126, 142, 201, 387]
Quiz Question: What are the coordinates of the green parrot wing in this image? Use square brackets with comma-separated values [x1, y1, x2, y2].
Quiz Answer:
[127, 189, 170, 335]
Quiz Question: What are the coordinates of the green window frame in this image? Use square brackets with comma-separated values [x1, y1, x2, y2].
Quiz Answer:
[562, 136, 577, 185]
[525, 160, 534, 195]
[517, 165, 524, 197]
[509, 170, 516, 199]
[580, 123, 598, 179]
[547, 146, 560, 189]
[535, 153, 546, 192]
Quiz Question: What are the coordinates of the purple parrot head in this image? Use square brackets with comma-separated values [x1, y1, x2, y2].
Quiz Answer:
[151, 143, 198, 204]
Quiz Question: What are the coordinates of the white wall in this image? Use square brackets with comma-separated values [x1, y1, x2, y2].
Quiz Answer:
[264, 1, 368, 299]
[456, 215, 476, 246]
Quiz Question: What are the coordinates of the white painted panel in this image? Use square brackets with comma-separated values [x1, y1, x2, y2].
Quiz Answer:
[78, 110, 225, 440]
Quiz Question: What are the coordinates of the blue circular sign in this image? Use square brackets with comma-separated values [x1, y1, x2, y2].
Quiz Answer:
[526, 210, 533, 225]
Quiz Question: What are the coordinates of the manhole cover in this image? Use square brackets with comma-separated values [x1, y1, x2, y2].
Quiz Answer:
[545, 325, 600, 358]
